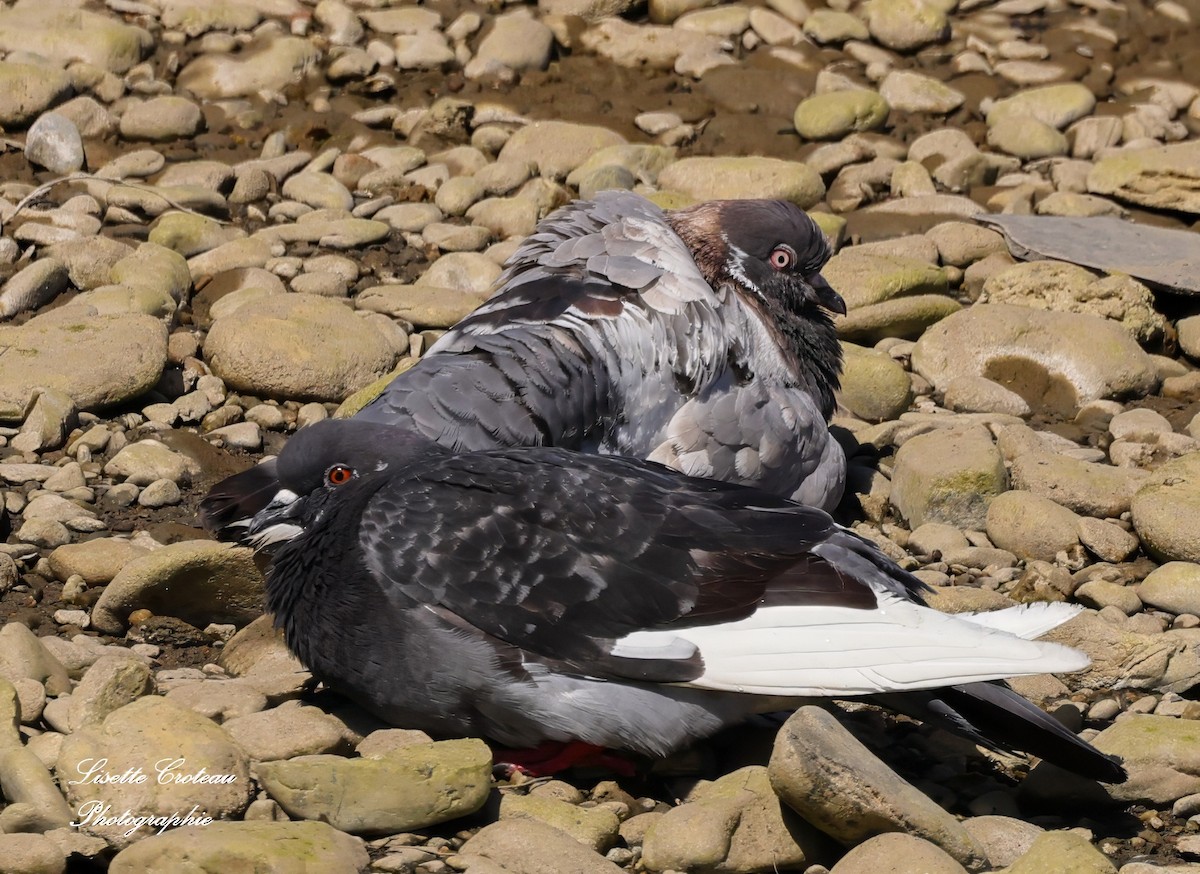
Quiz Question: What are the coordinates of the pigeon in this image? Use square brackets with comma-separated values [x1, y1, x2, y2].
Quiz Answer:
[201, 190, 848, 541]
[242, 419, 1126, 783]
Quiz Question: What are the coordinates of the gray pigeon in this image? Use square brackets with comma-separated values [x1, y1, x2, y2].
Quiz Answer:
[243, 419, 1126, 783]
[201, 191, 848, 538]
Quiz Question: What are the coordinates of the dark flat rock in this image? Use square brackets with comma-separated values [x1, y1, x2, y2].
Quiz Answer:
[978, 214, 1200, 295]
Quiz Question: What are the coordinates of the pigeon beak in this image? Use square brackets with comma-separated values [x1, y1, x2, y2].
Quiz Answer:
[809, 273, 846, 316]
[246, 489, 304, 549]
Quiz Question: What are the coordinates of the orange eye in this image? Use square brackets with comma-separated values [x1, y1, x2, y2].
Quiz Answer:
[326, 465, 354, 486]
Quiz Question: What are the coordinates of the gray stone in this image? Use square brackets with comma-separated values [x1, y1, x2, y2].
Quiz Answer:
[24, 113, 84, 174]
[164, 679, 268, 723]
[891, 426, 1007, 529]
[1074, 579, 1142, 615]
[0, 746, 74, 832]
[943, 376, 1032, 417]
[421, 253, 503, 294]
[770, 707, 985, 868]
[822, 250, 948, 310]
[466, 11, 554, 79]
[987, 117, 1068, 159]
[91, 541, 264, 635]
[281, 173, 354, 212]
[257, 739, 492, 835]
[137, 479, 182, 508]
[879, 71, 964, 114]
[1076, 518, 1139, 563]
[803, 9, 869, 43]
[217, 615, 311, 700]
[54, 96, 114, 139]
[836, 295, 962, 345]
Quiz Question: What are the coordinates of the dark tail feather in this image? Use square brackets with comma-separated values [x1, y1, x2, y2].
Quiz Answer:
[873, 681, 1127, 784]
[200, 458, 281, 541]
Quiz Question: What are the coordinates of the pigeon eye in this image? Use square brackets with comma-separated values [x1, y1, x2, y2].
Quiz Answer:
[769, 246, 796, 271]
[326, 465, 355, 486]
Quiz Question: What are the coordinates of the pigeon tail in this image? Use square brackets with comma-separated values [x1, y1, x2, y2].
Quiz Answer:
[199, 458, 280, 540]
[875, 682, 1127, 784]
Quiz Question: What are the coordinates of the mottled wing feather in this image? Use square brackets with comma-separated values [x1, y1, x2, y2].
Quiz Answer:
[355, 449, 887, 682]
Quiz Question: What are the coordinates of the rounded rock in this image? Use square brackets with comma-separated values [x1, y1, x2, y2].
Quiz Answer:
[793, 90, 890, 140]
[657, 156, 825, 207]
[108, 821, 368, 874]
[1131, 453, 1200, 563]
[830, 832, 967, 874]
[987, 117, 1068, 159]
[205, 294, 397, 402]
[24, 112, 84, 174]
[866, 0, 948, 51]
[1138, 562, 1200, 616]
[840, 343, 913, 422]
[118, 96, 203, 141]
[985, 490, 1081, 562]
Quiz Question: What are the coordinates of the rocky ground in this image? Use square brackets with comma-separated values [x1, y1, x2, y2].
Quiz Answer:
[0, 0, 1199, 871]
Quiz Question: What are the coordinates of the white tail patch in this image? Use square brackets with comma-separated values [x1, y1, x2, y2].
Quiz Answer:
[957, 602, 1084, 640]
[611, 594, 1091, 697]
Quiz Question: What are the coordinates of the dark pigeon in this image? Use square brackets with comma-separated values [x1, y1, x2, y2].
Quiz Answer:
[243, 419, 1126, 783]
[201, 191, 848, 540]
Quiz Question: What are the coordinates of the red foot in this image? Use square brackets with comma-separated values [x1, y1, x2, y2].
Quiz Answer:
[492, 741, 638, 778]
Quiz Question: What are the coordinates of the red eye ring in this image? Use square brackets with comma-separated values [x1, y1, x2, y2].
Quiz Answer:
[769, 246, 796, 270]
[326, 465, 354, 486]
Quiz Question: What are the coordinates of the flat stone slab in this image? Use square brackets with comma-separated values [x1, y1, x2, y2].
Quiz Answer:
[979, 214, 1200, 295]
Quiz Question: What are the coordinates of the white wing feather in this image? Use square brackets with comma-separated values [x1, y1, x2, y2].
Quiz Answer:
[610, 594, 1091, 697]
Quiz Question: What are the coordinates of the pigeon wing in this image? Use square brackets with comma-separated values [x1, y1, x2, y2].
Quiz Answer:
[354, 449, 881, 683]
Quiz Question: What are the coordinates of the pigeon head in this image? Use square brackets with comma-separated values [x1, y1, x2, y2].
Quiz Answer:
[666, 199, 844, 418]
[666, 199, 843, 316]
[246, 420, 440, 550]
